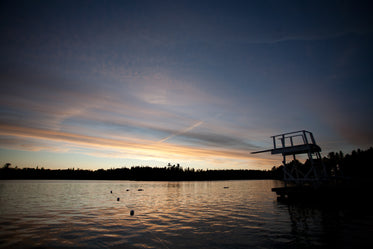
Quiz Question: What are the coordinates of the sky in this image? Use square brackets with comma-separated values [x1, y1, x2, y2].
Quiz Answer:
[0, 0, 372, 170]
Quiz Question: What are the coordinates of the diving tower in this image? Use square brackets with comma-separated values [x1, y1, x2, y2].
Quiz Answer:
[252, 130, 327, 186]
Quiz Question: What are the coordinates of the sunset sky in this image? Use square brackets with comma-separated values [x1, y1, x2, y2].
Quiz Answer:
[1, 0, 372, 170]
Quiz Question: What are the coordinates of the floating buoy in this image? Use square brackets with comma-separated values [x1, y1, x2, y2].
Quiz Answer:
[138, 189, 144, 191]
[117, 197, 120, 201]
[130, 210, 134, 216]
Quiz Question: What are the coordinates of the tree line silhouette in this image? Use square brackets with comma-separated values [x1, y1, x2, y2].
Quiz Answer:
[1, 147, 372, 181]
[270, 147, 373, 182]
[0, 163, 272, 181]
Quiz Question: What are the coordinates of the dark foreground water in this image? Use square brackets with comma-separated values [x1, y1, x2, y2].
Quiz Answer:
[0, 180, 372, 249]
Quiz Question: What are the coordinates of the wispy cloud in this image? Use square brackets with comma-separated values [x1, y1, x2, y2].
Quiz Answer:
[0, 61, 303, 169]
[158, 121, 204, 143]
[0, 123, 268, 166]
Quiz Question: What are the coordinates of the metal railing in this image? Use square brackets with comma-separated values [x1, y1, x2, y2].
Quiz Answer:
[271, 130, 316, 150]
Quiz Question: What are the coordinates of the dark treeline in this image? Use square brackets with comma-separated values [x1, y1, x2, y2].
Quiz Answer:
[1, 147, 372, 181]
[270, 147, 373, 181]
[0, 164, 272, 181]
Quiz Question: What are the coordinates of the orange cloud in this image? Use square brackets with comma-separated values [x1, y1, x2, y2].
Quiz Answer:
[0, 123, 276, 169]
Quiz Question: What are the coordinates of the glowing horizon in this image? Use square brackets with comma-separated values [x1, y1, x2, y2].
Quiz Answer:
[0, 121, 279, 170]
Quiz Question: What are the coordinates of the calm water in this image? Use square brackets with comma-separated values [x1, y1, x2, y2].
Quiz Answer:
[0, 180, 372, 249]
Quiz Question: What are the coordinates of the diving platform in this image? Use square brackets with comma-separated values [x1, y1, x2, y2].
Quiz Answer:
[252, 130, 321, 156]
[252, 144, 321, 156]
[252, 130, 327, 190]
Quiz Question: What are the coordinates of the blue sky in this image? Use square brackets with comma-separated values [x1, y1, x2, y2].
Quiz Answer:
[0, 0, 372, 170]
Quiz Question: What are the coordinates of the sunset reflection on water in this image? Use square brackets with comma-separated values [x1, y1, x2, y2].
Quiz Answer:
[1, 180, 372, 249]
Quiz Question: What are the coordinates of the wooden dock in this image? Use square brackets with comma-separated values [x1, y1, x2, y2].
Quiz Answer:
[272, 184, 354, 202]
[272, 186, 320, 201]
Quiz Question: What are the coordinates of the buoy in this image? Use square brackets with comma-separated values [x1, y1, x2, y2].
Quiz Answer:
[117, 197, 120, 201]
[130, 210, 134, 216]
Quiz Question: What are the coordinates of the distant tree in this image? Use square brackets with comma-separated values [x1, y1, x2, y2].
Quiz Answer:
[2, 163, 11, 169]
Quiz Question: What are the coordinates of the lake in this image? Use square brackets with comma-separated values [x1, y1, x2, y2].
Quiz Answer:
[0, 180, 372, 249]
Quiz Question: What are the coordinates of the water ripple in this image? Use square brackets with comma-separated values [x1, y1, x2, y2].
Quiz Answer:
[1, 180, 372, 249]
